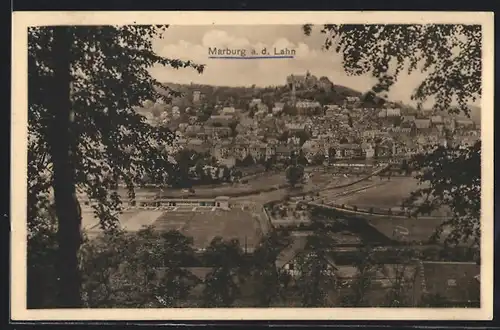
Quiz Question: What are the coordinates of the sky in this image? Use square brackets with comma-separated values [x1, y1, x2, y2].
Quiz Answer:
[149, 25, 451, 107]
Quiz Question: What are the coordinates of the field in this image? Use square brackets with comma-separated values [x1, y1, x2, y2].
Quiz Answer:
[153, 207, 266, 250]
[83, 205, 266, 250]
[334, 177, 425, 208]
[82, 210, 165, 233]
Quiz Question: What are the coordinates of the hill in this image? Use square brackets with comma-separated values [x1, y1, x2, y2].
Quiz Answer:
[158, 80, 385, 109]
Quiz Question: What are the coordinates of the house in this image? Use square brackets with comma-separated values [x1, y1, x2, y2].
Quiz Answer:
[378, 110, 387, 118]
[376, 139, 394, 158]
[221, 106, 236, 115]
[275, 144, 295, 161]
[192, 91, 201, 103]
[386, 108, 401, 117]
[212, 140, 232, 160]
[185, 138, 210, 154]
[172, 106, 181, 118]
[363, 130, 380, 139]
[301, 139, 324, 160]
[274, 102, 285, 111]
[402, 115, 416, 123]
[414, 119, 432, 133]
[416, 261, 480, 307]
[337, 143, 363, 159]
[335, 263, 419, 305]
[204, 126, 232, 138]
[265, 145, 276, 159]
[325, 104, 340, 112]
[177, 123, 189, 132]
[250, 98, 262, 107]
[296, 100, 321, 115]
[399, 120, 415, 134]
[361, 142, 375, 159]
[207, 115, 234, 126]
[430, 115, 443, 126]
[276, 234, 336, 278]
[184, 125, 203, 137]
[219, 156, 236, 169]
[276, 235, 309, 277]
[272, 106, 284, 115]
[231, 143, 249, 160]
[455, 119, 475, 129]
[257, 103, 269, 113]
[285, 123, 308, 134]
[248, 142, 267, 160]
[325, 109, 337, 118]
[254, 109, 268, 118]
[346, 96, 360, 104]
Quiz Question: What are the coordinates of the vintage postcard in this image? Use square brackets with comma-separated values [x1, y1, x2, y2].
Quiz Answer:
[11, 11, 494, 321]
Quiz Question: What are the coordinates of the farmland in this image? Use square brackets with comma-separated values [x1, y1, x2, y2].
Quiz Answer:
[333, 177, 425, 209]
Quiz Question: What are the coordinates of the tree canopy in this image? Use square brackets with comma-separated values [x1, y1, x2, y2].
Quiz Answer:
[28, 25, 204, 307]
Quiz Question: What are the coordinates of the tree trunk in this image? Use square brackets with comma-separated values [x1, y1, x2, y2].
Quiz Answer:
[49, 26, 82, 308]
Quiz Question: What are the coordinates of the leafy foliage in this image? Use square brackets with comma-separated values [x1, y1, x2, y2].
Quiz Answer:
[295, 229, 337, 307]
[201, 237, 246, 307]
[80, 228, 196, 308]
[339, 247, 379, 307]
[285, 164, 305, 187]
[251, 231, 293, 306]
[306, 24, 481, 115]
[405, 141, 481, 247]
[28, 25, 204, 306]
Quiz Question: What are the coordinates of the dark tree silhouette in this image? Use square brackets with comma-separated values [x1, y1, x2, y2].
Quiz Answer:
[28, 26, 203, 307]
[285, 164, 305, 188]
[201, 237, 246, 307]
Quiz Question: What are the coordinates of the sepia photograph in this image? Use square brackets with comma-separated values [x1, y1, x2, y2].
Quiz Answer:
[11, 11, 493, 321]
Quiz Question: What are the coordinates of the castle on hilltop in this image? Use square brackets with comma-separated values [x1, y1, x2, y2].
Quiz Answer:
[286, 71, 333, 104]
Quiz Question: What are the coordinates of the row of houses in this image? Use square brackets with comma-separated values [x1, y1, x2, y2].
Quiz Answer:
[275, 234, 480, 306]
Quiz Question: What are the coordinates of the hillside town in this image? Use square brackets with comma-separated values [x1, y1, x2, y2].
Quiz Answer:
[76, 71, 481, 308]
[23, 19, 488, 316]
[139, 71, 480, 174]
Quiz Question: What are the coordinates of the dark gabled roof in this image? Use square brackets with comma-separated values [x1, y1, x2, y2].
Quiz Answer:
[275, 235, 309, 269]
[338, 143, 362, 150]
[414, 119, 431, 129]
[275, 145, 293, 153]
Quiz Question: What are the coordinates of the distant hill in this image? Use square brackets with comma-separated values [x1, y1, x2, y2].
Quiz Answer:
[159, 80, 384, 109]
[151, 81, 481, 125]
